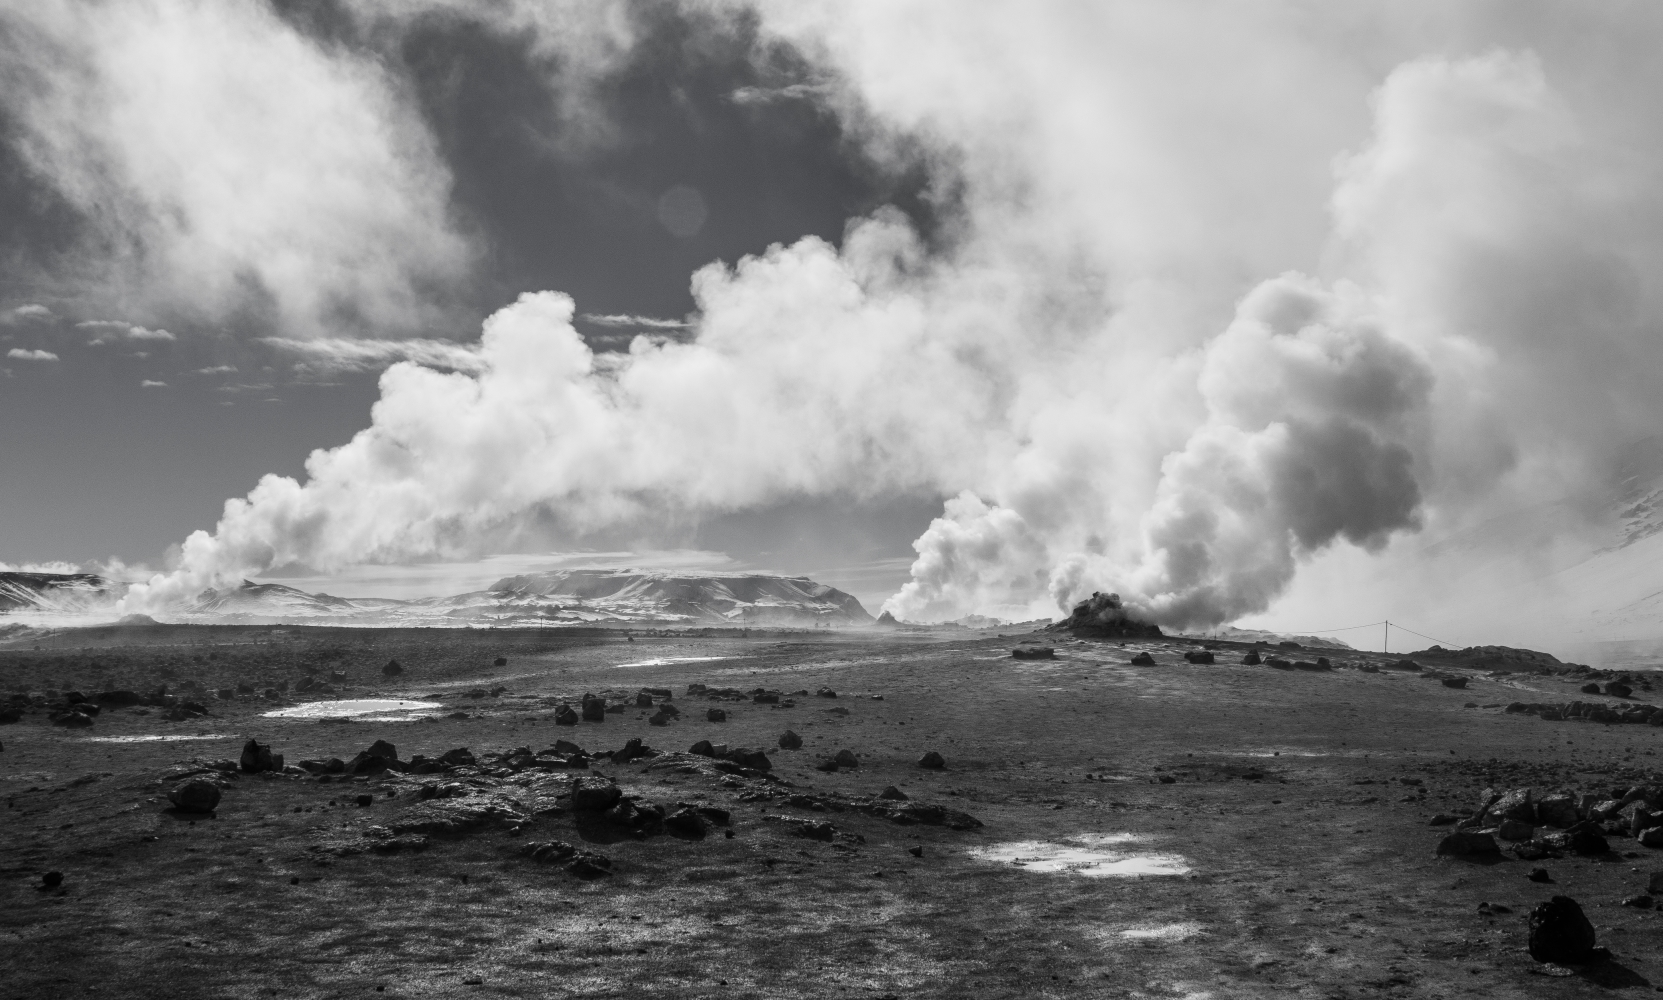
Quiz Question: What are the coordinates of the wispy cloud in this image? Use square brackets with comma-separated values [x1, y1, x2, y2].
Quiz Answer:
[3, 304, 53, 323]
[261, 336, 485, 373]
[140, 379, 167, 387]
[78, 320, 175, 342]
[195, 365, 237, 375]
[7, 348, 58, 361]
[729, 83, 831, 106]
[579, 313, 692, 330]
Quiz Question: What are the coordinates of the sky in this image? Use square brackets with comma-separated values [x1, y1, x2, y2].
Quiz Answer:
[5, 2, 1663, 653]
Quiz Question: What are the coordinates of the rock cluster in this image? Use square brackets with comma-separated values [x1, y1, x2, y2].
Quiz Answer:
[1505, 700, 1663, 726]
[1429, 783, 1663, 859]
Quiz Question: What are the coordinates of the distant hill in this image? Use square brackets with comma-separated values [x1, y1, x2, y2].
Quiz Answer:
[0, 572, 115, 613]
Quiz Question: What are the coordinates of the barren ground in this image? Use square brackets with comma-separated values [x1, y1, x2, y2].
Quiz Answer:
[4, 622, 1663, 998]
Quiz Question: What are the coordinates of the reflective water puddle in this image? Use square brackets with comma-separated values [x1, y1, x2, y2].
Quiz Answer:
[84, 734, 237, 743]
[263, 699, 441, 720]
[970, 833, 1191, 877]
[616, 656, 729, 668]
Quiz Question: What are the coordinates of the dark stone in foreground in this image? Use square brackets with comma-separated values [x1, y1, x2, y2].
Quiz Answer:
[778, 730, 802, 750]
[1129, 652, 1156, 666]
[569, 775, 622, 811]
[40, 871, 62, 889]
[918, 751, 946, 769]
[240, 738, 280, 774]
[382, 659, 403, 677]
[168, 779, 222, 814]
[1528, 895, 1598, 964]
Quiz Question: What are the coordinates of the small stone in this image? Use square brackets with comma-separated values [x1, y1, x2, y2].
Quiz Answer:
[778, 730, 803, 750]
[1527, 895, 1597, 965]
[168, 779, 222, 814]
[555, 705, 579, 726]
[1241, 651, 1261, 665]
[1529, 868, 1553, 883]
[494, 657, 508, 667]
[1638, 827, 1663, 848]
[1581, 682, 1602, 694]
[355, 794, 373, 807]
[706, 708, 727, 722]
[816, 688, 837, 698]
[664, 807, 707, 837]
[1429, 814, 1461, 826]
[917, 751, 946, 770]
[40, 871, 62, 889]
[879, 786, 908, 800]
[834, 749, 859, 769]
[689, 740, 715, 757]
[569, 775, 622, 811]
[1441, 677, 1467, 689]
[581, 695, 606, 723]
[636, 692, 654, 708]
[382, 659, 403, 677]
[1129, 652, 1156, 666]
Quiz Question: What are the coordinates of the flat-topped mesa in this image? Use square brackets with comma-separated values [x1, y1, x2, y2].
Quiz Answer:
[1053, 591, 1163, 639]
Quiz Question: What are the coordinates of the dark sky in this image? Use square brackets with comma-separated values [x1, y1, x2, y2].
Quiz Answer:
[0, 1, 944, 599]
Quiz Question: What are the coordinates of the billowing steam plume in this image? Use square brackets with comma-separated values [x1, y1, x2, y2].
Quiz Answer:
[109, 8, 1663, 632]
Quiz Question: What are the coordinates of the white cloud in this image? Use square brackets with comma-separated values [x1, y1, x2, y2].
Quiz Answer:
[77, 320, 176, 343]
[7, 348, 58, 362]
[260, 336, 485, 374]
[0, 1, 473, 335]
[195, 365, 237, 375]
[140, 379, 167, 387]
[579, 313, 691, 329]
[3, 304, 53, 323]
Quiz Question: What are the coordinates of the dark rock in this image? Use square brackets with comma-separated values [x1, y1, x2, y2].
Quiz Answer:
[726, 747, 773, 771]
[0, 708, 18, 724]
[1637, 827, 1663, 848]
[698, 806, 731, 826]
[1012, 647, 1056, 660]
[1529, 867, 1553, 883]
[1129, 652, 1156, 666]
[706, 708, 727, 722]
[918, 751, 946, 769]
[648, 711, 671, 726]
[240, 738, 280, 774]
[1536, 794, 1578, 829]
[1487, 788, 1534, 823]
[1441, 677, 1468, 689]
[368, 739, 398, 761]
[1241, 650, 1261, 665]
[834, 749, 859, 769]
[494, 657, 508, 667]
[1581, 682, 1602, 695]
[1566, 821, 1610, 856]
[1649, 872, 1663, 895]
[439, 748, 475, 767]
[168, 779, 222, 813]
[1528, 895, 1598, 964]
[568, 775, 622, 811]
[1436, 831, 1500, 856]
[816, 758, 841, 772]
[95, 690, 144, 706]
[581, 695, 606, 722]
[909, 846, 924, 857]
[1606, 682, 1633, 698]
[1622, 895, 1654, 909]
[664, 806, 707, 837]
[382, 659, 403, 677]
[1429, 814, 1461, 826]
[1056, 591, 1163, 638]
[40, 871, 63, 889]
[1183, 650, 1214, 664]
[555, 705, 579, 726]
[636, 692, 654, 708]
[879, 786, 908, 800]
[611, 738, 652, 764]
[689, 740, 715, 757]
[753, 692, 780, 705]
[778, 730, 803, 750]
[355, 793, 373, 807]
[52, 712, 93, 728]
[816, 688, 837, 698]
[568, 852, 612, 879]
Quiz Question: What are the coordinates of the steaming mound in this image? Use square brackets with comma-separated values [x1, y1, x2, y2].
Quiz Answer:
[485, 570, 873, 627]
[184, 581, 395, 623]
[1409, 644, 1564, 673]
[0, 572, 115, 613]
[1052, 592, 1163, 638]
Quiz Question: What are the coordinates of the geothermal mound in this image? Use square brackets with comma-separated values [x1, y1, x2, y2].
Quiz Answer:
[1051, 591, 1163, 638]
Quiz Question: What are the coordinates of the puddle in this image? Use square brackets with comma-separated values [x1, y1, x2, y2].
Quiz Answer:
[1118, 922, 1205, 941]
[263, 699, 442, 720]
[970, 833, 1191, 877]
[615, 656, 729, 668]
[84, 734, 237, 743]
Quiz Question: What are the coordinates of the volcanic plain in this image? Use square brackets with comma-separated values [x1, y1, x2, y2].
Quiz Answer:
[4, 622, 1663, 998]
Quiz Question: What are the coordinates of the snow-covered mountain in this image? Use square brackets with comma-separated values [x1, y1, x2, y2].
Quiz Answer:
[0, 572, 116, 613]
[147, 569, 875, 627]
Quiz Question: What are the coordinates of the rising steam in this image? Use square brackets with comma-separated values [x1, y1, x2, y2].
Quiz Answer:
[111, 9, 1663, 631]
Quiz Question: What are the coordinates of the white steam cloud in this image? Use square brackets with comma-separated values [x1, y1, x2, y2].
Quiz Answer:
[112, 5, 1663, 640]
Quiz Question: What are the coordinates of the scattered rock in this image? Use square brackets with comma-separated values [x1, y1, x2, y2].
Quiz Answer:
[1436, 831, 1500, 856]
[1580, 683, 1602, 695]
[689, 740, 715, 757]
[581, 695, 606, 723]
[1183, 650, 1215, 664]
[879, 786, 908, 800]
[778, 730, 803, 750]
[918, 751, 946, 770]
[908, 846, 924, 857]
[1241, 651, 1261, 665]
[494, 657, 508, 667]
[636, 692, 654, 708]
[1441, 677, 1468, 689]
[239, 738, 281, 774]
[168, 779, 222, 814]
[382, 659, 403, 677]
[706, 708, 727, 723]
[568, 775, 622, 812]
[834, 749, 859, 769]
[1528, 895, 1598, 965]
[664, 806, 707, 837]
[816, 688, 837, 698]
[1012, 647, 1056, 660]
[1129, 652, 1156, 666]
[1605, 682, 1633, 698]
[555, 705, 579, 726]
[1529, 868, 1553, 883]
